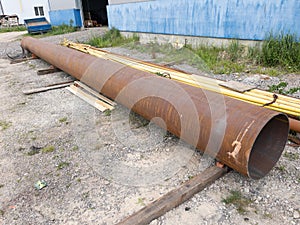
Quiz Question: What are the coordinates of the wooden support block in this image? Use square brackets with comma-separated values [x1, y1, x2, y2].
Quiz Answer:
[66, 84, 114, 112]
[74, 81, 117, 106]
[288, 135, 300, 146]
[37, 66, 61, 75]
[117, 166, 228, 225]
[10, 57, 37, 64]
[23, 81, 74, 95]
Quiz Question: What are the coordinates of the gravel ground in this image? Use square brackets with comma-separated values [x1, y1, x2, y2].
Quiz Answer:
[0, 29, 299, 225]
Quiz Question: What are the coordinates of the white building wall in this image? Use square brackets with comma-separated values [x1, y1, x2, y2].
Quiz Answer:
[49, 0, 77, 10]
[108, 0, 150, 5]
[1, 0, 50, 24]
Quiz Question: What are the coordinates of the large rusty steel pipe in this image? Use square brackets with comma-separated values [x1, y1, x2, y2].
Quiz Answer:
[290, 118, 300, 133]
[21, 37, 289, 179]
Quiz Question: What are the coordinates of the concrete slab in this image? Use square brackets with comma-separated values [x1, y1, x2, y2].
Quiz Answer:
[0, 31, 27, 43]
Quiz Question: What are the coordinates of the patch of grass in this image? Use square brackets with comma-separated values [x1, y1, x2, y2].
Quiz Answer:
[0, 26, 26, 33]
[268, 82, 288, 94]
[137, 197, 145, 206]
[28, 63, 36, 69]
[49, 24, 77, 35]
[188, 175, 194, 180]
[283, 152, 299, 161]
[132, 33, 300, 75]
[276, 165, 286, 172]
[31, 136, 37, 140]
[57, 161, 70, 170]
[263, 212, 273, 219]
[104, 109, 111, 116]
[41, 145, 55, 153]
[58, 117, 68, 123]
[247, 45, 262, 64]
[222, 190, 252, 214]
[71, 145, 79, 151]
[268, 82, 300, 95]
[214, 61, 245, 74]
[130, 42, 209, 71]
[88, 27, 139, 48]
[261, 33, 300, 71]
[228, 40, 244, 62]
[194, 45, 221, 71]
[0, 120, 12, 130]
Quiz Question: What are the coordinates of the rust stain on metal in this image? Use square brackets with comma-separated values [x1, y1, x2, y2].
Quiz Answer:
[21, 37, 290, 179]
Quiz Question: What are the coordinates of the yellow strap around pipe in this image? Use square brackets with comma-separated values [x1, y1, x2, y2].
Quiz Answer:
[62, 41, 300, 117]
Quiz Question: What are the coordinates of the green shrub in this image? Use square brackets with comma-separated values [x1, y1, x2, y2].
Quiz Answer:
[261, 33, 300, 71]
[0, 26, 26, 33]
[88, 27, 139, 48]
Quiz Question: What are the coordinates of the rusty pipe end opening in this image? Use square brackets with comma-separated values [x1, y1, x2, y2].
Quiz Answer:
[248, 114, 289, 179]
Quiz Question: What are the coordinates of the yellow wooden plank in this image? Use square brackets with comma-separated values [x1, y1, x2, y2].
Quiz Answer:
[74, 81, 117, 106]
[66, 85, 114, 112]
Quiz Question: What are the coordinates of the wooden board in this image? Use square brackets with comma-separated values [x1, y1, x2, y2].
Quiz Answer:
[219, 80, 256, 93]
[66, 84, 114, 112]
[74, 81, 117, 106]
[10, 57, 36, 64]
[37, 67, 61, 75]
[23, 81, 74, 95]
[117, 166, 228, 225]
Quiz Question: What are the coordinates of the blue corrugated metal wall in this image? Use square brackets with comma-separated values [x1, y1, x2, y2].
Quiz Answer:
[49, 9, 82, 27]
[107, 0, 300, 40]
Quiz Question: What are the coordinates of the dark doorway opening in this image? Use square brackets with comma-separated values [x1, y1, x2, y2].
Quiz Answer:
[81, 0, 108, 27]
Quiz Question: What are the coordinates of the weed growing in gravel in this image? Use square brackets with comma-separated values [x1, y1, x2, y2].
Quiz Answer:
[41, 146, 55, 153]
[222, 190, 252, 214]
[268, 82, 288, 94]
[0, 184, 4, 188]
[263, 213, 273, 219]
[57, 161, 70, 170]
[71, 145, 79, 151]
[268, 82, 300, 95]
[88, 27, 139, 48]
[104, 109, 111, 116]
[137, 197, 146, 206]
[0, 120, 11, 130]
[58, 117, 68, 123]
[276, 165, 286, 172]
[0, 209, 4, 216]
[283, 152, 299, 161]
